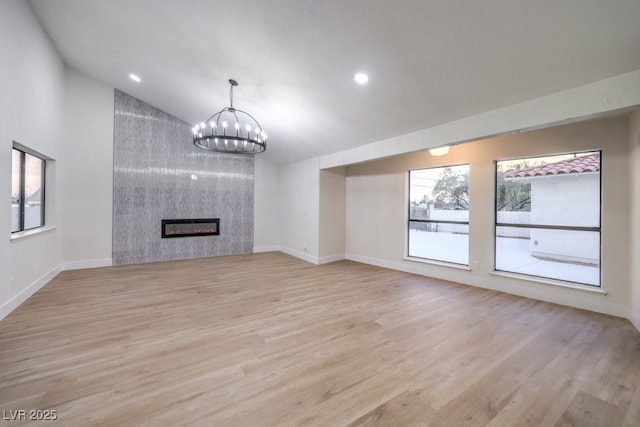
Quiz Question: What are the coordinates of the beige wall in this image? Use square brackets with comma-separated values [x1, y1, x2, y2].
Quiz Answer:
[346, 116, 630, 317]
[319, 167, 346, 262]
[630, 111, 640, 329]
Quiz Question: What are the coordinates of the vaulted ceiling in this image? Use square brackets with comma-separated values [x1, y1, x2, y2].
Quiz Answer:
[29, 0, 640, 164]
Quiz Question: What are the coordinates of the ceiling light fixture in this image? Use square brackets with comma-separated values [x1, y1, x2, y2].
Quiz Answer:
[429, 146, 450, 156]
[129, 73, 141, 82]
[192, 79, 267, 154]
[354, 73, 369, 84]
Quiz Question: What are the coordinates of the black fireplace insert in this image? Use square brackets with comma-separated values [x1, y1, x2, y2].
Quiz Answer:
[161, 218, 220, 238]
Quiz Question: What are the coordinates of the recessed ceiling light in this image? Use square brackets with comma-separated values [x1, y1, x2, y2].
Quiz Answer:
[354, 73, 368, 85]
[129, 73, 141, 83]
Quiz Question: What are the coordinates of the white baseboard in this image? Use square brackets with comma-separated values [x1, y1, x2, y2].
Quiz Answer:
[630, 309, 640, 334]
[345, 253, 629, 320]
[0, 265, 60, 321]
[318, 253, 346, 265]
[257, 247, 343, 265]
[60, 258, 112, 271]
[280, 247, 320, 265]
[4, 253, 637, 334]
[253, 245, 281, 253]
[346, 253, 472, 284]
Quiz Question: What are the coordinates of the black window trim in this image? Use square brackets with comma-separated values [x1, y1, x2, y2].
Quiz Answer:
[12, 141, 49, 234]
[407, 163, 470, 265]
[493, 149, 602, 287]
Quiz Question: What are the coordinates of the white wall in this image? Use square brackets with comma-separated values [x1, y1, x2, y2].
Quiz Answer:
[530, 174, 600, 263]
[344, 117, 630, 318]
[60, 67, 114, 269]
[254, 156, 280, 252]
[279, 157, 320, 263]
[630, 110, 640, 330]
[318, 167, 346, 263]
[0, 0, 65, 319]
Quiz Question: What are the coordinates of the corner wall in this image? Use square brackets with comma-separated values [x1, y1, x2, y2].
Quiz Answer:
[0, 0, 65, 319]
[279, 157, 320, 263]
[60, 67, 114, 269]
[319, 167, 346, 263]
[254, 156, 281, 252]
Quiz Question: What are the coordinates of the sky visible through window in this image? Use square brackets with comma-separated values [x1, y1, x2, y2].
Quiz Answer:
[12, 149, 42, 200]
[409, 164, 468, 206]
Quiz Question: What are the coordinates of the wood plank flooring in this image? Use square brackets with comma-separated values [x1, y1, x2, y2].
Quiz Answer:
[0, 252, 638, 426]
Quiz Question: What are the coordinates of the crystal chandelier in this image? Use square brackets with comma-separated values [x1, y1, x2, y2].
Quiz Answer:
[192, 79, 267, 154]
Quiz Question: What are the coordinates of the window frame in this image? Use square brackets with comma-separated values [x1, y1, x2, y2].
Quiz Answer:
[407, 163, 470, 266]
[11, 142, 47, 235]
[493, 150, 602, 287]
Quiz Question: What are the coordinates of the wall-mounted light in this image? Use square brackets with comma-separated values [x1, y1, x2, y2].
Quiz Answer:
[429, 146, 450, 156]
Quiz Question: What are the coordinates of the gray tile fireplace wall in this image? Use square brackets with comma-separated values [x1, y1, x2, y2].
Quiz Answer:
[113, 90, 254, 265]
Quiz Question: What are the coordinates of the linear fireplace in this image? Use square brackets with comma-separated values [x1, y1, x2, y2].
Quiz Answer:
[161, 218, 220, 238]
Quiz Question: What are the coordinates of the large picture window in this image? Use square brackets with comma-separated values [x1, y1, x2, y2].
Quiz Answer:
[408, 164, 469, 265]
[11, 145, 46, 233]
[495, 151, 601, 286]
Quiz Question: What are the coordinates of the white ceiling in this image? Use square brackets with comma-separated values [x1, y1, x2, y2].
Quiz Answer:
[28, 0, 640, 164]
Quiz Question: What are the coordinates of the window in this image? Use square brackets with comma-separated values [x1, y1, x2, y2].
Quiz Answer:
[408, 164, 469, 265]
[11, 145, 46, 233]
[495, 151, 601, 286]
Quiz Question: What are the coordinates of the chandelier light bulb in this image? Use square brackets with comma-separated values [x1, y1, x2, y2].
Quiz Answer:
[193, 79, 267, 154]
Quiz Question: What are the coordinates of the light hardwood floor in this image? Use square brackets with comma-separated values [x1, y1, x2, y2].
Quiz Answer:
[0, 252, 639, 426]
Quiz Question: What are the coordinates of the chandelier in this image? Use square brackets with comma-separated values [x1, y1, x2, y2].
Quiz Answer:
[192, 79, 267, 154]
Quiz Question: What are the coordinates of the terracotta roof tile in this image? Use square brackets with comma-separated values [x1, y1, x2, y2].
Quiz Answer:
[504, 152, 600, 179]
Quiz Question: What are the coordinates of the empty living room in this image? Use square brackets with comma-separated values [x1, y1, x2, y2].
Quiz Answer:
[1, 1, 640, 425]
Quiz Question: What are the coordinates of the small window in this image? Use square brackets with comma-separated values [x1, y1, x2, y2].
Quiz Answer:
[495, 151, 601, 286]
[11, 145, 46, 233]
[408, 164, 469, 265]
